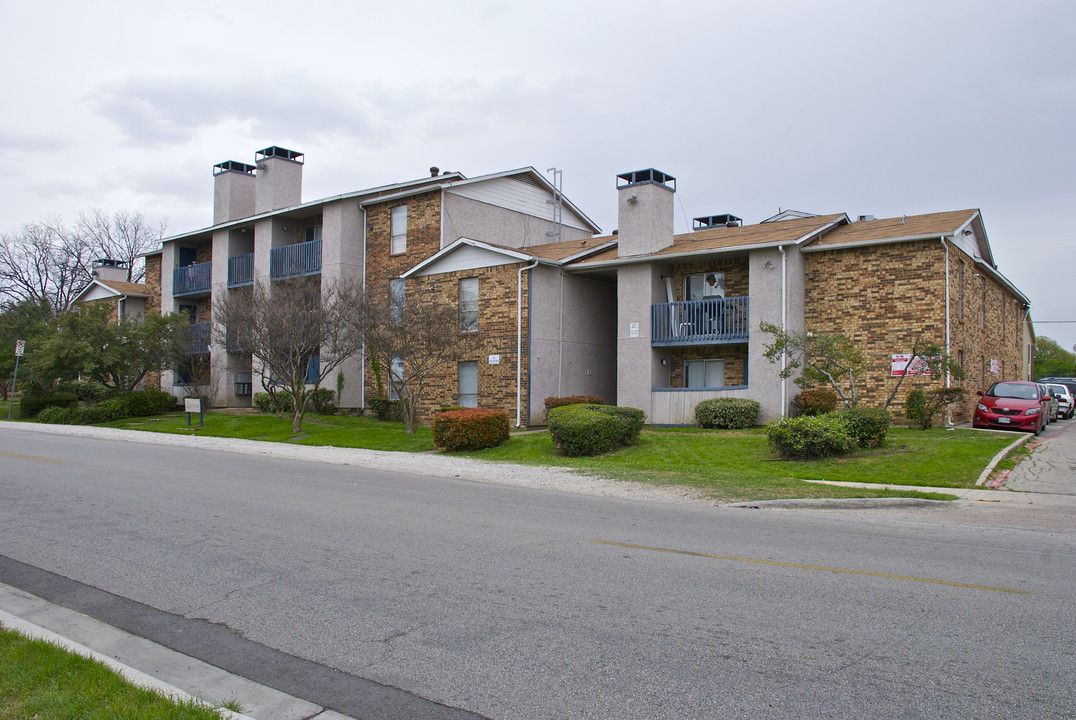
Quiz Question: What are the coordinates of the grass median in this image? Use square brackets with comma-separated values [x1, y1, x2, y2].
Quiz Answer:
[0, 623, 226, 719]
[92, 410, 1018, 502]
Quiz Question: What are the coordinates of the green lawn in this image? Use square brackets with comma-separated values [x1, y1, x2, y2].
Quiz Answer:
[92, 410, 1018, 503]
[0, 624, 225, 720]
[459, 426, 1011, 502]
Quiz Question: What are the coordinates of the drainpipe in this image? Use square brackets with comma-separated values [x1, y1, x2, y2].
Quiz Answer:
[360, 206, 368, 411]
[942, 237, 953, 427]
[517, 260, 539, 427]
[779, 245, 787, 417]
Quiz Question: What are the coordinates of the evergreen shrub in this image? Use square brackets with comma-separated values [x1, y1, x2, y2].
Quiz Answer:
[548, 404, 645, 456]
[836, 407, 890, 448]
[19, 392, 78, 419]
[791, 388, 839, 416]
[767, 414, 856, 460]
[433, 408, 510, 451]
[694, 398, 761, 429]
[544, 395, 605, 411]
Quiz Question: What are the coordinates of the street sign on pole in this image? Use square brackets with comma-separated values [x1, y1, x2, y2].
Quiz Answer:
[14, 340, 24, 357]
[8, 340, 24, 420]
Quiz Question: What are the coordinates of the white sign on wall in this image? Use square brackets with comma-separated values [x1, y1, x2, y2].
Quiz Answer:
[891, 353, 934, 377]
[629, 322, 639, 338]
[488, 354, 500, 365]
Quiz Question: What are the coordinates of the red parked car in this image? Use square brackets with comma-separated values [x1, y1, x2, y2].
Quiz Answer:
[974, 381, 1050, 434]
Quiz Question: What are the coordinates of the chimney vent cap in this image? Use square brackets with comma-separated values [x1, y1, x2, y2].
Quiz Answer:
[213, 160, 256, 176]
[616, 168, 676, 191]
[694, 214, 742, 229]
[255, 146, 304, 163]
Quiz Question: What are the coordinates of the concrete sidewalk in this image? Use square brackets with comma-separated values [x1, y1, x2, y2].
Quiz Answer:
[0, 583, 354, 720]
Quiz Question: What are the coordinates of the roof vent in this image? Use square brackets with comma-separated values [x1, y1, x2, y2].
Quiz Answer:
[255, 146, 304, 163]
[430, 166, 440, 177]
[616, 169, 676, 191]
[694, 214, 742, 229]
[857, 214, 876, 222]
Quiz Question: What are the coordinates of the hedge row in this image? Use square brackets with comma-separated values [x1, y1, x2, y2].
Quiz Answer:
[547, 404, 644, 456]
[767, 407, 890, 459]
[252, 389, 337, 416]
[433, 408, 510, 451]
[36, 390, 176, 426]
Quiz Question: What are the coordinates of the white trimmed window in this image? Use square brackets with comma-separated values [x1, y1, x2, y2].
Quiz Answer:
[684, 359, 725, 389]
[684, 272, 725, 300]
[460, 278, 479, 333]
[391, 206, 407, 254]
[459, 361, 478, 408]
[388, 355, 404, 400]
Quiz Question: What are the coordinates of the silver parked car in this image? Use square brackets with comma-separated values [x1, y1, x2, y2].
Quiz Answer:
[1046, 383, 1074, 420]
[1038, 383, 1060, 423]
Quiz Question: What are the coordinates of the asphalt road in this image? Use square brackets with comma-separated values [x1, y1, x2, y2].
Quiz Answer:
[1, 426, 1074, 719]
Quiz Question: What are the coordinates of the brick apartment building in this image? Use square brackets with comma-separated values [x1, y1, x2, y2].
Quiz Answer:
[145, 153, 1032, 426]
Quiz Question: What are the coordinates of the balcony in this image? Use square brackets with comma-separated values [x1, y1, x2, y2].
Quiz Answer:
[189, 322, 211, 354]
[270, 239, 321, 280]
[228, 253, 254, 288]
[173, 262, 212, 297]
[225, 327, 248, 352]
[651, 296, 749, 346]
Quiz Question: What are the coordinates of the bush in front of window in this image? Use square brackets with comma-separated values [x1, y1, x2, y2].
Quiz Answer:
[694, 398, 760, 429]
[836, 407, 890, 448]
[547, 404, 645, 457]
[543, 395, 606, 411]
[766, 414, 856, 460]
[433, 408, 510, 451]
[791, 388, 839, 416]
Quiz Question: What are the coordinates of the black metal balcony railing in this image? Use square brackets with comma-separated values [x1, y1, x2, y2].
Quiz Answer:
[225, 327, 248, 352]
[651, 296, 749, 346]
[189, 322, 212, 354]
[227, 253, 254, 288]
[173, 262, 212, 296]
[270, 239, 321, 280]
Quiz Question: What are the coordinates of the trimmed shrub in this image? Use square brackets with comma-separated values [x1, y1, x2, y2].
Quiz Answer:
[905, 390, 926, 426]
[767, 414, 856, 460]
[253, 391, 295, 416]
[367, 395, 398, 420]
[433, 408, 510, 451]
[544, 395, 605, 411]
[437, 406, 466, 413]
[548, 404, 645, 457]
[56, 380, 113, 403]
[310, 388, 337, 415]
[36, 406, 83, 425]
[791, 388, 839, 416]
[19, 392, 78, 420]
[695, 398, 761, 429]
[111, 390, 176, 417]
[837, 407, 890, 448]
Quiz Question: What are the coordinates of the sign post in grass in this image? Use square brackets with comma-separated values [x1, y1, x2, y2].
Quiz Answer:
[7, 339, 24, 420]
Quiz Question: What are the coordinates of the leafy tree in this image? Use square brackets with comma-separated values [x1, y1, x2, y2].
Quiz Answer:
[213, 278, 365, 434]
[0, 299, 53, 399]
[761, 322, 865, 407]
[1034, 336, 1076, 378]
[359, 290, 477, 434]
[26, 303, 190, 393]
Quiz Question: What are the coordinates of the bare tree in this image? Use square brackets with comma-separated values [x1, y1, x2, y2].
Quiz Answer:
[0, 219, 92, 312]
[761, 322, 865, 407]
[78, 208, 167, 283]
[214, 278, 365, 434]
[360, 291, 476, 434]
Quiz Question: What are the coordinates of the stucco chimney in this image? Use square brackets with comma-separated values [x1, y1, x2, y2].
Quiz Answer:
[91, 258, 129, 283]
[213, 160, 256, 224]
[254, 146, 304, 214]
[615, 169, 675, 257]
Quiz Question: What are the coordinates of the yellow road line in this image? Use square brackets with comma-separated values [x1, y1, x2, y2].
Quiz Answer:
[593, 540, 1026, 594]
[0, 451, 65, 464]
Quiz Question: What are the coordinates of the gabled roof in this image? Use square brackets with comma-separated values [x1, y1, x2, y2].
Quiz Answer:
[402, 235, 616, 278]
[803, 209, 981, 250]
[73, 278, 148, 304]
[567, 213, 848, 269]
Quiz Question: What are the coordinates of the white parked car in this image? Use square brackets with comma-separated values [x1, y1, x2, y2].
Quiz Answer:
[1046, 383, 1074, 420]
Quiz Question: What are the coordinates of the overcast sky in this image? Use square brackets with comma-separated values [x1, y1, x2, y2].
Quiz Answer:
[2, 0, 1074, 353]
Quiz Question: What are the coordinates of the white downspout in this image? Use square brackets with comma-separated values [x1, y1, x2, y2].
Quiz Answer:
[942, 237, 953, 427]
[779, 245, 788, 416]
[517, 260, 539, 427]
[360, 205, 368, 411]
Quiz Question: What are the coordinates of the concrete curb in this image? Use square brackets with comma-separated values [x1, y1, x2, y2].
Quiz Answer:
[0, 584, 344, 720]
[975, 432, 1032, 486]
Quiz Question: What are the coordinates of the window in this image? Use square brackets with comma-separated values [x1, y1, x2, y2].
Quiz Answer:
[391, 205, 407, 254]
[980, 277, 986, 330]
[684, 359, 725, 389]
[304, 225, 322, 244]
[459, 361, 478, 408]
[178, 304, 197, 323]
[459, 278, 478, 332]
[1001, 297, 1006, 340]
[390, 279, 405, 325]
[388, 355, 404, 400]
[684, 272, 725, 301]
[957, 261, 964, 321]
[305, 355, 320, 384]
[178, 247, 197, 267]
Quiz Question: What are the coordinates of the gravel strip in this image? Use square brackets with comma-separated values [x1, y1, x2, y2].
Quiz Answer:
[4, 422, 718, 506]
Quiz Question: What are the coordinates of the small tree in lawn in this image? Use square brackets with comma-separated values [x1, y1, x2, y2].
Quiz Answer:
[761, 322, 865, 407]
[881, 335, 966, 412]
[214, 278, 364, 434]
[359, 291, 476, 434]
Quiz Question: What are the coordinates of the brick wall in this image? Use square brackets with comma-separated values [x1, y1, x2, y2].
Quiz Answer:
[407, 264, 530, 425]
[144, 255, 161, 315]
[805, 239, 1028, 421]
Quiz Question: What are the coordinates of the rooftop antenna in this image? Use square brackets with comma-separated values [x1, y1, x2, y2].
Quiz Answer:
[546, 167, 563, 244]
